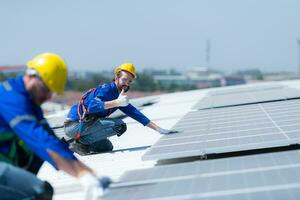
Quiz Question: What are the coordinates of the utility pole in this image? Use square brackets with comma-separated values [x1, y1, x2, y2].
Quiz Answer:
[206, 39, 211, 68]
[298, 39, 300, 78]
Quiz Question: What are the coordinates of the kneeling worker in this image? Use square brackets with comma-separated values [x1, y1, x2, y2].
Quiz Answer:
[0, 53, 110, 199]
[64, 63, 177, 154]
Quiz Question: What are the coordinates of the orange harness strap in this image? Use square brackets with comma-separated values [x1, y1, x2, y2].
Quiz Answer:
[76, 88, 96, 139]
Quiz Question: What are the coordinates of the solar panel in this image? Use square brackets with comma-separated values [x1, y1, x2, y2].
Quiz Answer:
[104, 150, 300, 200]
[143, 99, 300, 161]
[204, 84, 283, 95]
[193, 85, 300, 110]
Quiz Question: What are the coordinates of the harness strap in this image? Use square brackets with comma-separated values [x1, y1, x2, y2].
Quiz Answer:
[75, 84, 115, 140]
[0, 132, 33, 166]
[76, 88, 96, 139]
[77, 88, 96, 121]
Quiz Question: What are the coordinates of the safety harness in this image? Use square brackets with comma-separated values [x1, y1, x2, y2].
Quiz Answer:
[0, 132, 33, 167]
[75, 84, 118, 140]
[75, 86, 115, 140]
[76, 88, 96, 140]
[0, 132, 19, 164]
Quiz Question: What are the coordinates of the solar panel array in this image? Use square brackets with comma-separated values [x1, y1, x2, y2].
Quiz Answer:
[193, 85, 300, 110]
[104, 150, 300, 200]
[143, 99, 300, 160]
[103, 84, 300, 200]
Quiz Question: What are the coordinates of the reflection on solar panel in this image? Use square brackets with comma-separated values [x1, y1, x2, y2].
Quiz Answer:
[104, 150, 300, 200]
[193, 85, 300, 110]
[143, 99, 300, 161]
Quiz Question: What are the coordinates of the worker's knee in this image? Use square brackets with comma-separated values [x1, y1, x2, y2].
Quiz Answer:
[0, 163, 54, 200]
[64, 120, 79, 139]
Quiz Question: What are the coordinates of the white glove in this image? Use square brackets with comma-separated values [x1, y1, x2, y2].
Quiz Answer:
[79, 173, 110, 200]
[115, 89, 129, 107]
[157, 127, 178, 135]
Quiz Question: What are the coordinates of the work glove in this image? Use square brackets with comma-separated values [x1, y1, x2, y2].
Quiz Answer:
[79, 173, 112, 200]
[115, 89, 129, 107]
[99, 176, 113, 189]
[157, 127, 179, 135]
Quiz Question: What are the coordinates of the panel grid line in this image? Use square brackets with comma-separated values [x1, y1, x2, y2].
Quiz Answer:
[259, 104, 290, 140]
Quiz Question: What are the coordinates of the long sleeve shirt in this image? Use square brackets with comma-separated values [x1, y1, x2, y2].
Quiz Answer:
[67, 82, 151, 126]
[0, 76, 77, 169]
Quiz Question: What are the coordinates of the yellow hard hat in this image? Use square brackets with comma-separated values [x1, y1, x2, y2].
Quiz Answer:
[27, 53, 68, 94]
[114, 63, 136, 79]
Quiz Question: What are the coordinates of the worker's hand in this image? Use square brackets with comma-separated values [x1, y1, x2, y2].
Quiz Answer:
[115, 89, 129, 107]
[79, 173, 112, 200]
[99, 176, 112, 190]
[157, 127, 179, 135]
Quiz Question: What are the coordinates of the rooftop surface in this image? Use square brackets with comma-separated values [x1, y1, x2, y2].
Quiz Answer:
[38, 79, 300, 199]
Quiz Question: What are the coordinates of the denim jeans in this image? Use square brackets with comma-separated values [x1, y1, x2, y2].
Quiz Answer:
[0, 162, 52, 200]
[64, 118, 126, 145]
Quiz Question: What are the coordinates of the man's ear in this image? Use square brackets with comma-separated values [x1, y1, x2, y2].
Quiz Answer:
[115, 71, 122, 80]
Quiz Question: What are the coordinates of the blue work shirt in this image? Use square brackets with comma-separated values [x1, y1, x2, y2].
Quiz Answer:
[0, 76, 77, 169]
[67, 82, 151, 126]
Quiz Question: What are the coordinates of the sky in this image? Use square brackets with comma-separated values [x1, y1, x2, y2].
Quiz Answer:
[1, 0, 300, 73]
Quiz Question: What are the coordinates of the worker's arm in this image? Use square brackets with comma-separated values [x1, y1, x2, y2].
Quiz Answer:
[89, 95, 127, 110]
[48, 149, 112, 198]
[5, 108, 112, 194]
[104, 89, 128, 109]
[120, 105, 178, 134]
[119, 103, 151, 126]
[47, 149, 93, 177]
[147, 121, 178, 135]
[1, 101, 76, 168]
[87, 87, 128, 112]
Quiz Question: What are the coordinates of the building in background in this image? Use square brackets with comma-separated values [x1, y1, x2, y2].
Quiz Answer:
[153, 67, 246, 89]
[0, 65, 25, 73]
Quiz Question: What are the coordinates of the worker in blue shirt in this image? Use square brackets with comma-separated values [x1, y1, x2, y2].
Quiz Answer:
[0, 53, 111, 199]
[64, 63, 177, 154]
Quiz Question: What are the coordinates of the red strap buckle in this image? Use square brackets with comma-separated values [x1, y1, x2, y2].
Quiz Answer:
[75, 133, 81, 140]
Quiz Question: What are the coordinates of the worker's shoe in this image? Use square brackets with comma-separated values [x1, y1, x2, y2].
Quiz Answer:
[114, 123, 127, 137]
[69, 141, 91, 156]
[89, 139, 113, 153]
